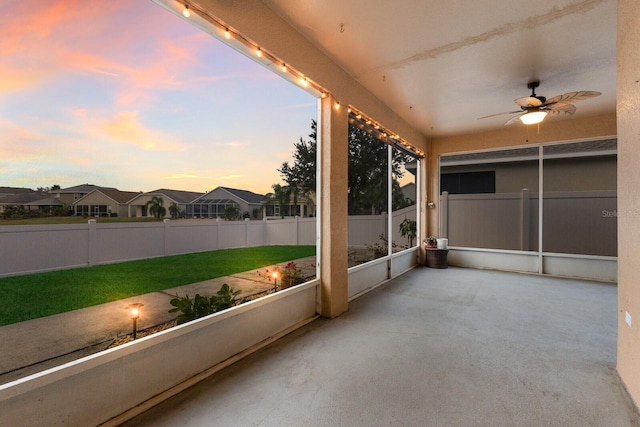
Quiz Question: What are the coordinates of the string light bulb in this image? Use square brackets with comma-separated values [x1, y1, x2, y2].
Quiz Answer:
[256, 47, 262, 57]
[182, 4, 190, 18]
[224, 28, 231, 39]
[281, 63, 287, 73]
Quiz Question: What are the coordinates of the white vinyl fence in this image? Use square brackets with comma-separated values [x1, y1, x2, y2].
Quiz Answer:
[0, 209, 416, 278]
[0, 218, 316, 278]
[440, 190, 617, 256]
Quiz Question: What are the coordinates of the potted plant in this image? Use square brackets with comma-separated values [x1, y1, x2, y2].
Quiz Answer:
[424, 236, 438, 248]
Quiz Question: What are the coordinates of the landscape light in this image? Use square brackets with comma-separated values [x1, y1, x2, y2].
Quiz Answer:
[126, 303, 144, 339]
[272, 271, 279, 292]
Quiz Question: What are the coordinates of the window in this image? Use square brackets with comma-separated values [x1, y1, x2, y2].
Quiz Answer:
[441, 171, 495, 194]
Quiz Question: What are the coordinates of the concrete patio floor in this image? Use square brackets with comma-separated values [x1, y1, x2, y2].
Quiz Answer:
[123, 267, 640, 427]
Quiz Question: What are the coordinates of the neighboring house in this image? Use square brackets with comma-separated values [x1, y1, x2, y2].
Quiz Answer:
[263, 191, 316, 219]
[50, 184, 117, 207]
[128, 189, 204, 218]
[0, 187, 63, 216]
[400, 182, 416, 204]
[186, 186, 264, 219]
[73, 189, 140, 217]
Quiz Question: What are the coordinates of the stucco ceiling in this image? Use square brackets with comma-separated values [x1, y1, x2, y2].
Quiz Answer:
[262, 0, 617, 138]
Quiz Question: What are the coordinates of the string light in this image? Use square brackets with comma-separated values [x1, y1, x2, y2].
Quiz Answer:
[171, 2, 421, 158]
[348, 106, 424, 158]
[181, 4, 328, 99]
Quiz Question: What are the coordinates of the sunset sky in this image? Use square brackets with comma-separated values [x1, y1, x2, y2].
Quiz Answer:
[0, 0, 317, 195]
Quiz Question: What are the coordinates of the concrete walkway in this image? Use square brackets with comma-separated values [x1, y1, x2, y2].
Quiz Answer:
[0, 257, 316, 385]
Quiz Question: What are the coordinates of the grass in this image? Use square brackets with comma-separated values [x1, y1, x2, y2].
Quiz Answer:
[0, 245, 315, 326]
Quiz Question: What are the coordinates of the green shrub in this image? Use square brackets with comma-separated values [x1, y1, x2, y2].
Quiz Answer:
[169, 283, 242, 324]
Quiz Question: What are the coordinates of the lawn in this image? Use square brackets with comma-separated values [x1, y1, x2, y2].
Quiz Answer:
[0, 245, 315, 326]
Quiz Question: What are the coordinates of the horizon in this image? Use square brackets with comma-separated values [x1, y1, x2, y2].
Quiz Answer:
[0, 0, 318, 195]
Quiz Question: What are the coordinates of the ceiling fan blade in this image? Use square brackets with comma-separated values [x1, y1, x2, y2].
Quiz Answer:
[478, 110, 522, 120]
[504, 113, 525, 126]
[544, 102, 576, 115]
[543, 91, 601, 106]
[515, 96, 542, 108]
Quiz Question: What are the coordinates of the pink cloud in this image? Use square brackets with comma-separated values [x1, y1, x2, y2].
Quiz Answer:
[98, 111, 185, 151]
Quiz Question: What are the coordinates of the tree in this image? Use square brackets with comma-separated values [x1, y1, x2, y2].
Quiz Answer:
[399, 219, 417, 247]
[280, 119, 416, 216]
[222, 205, 240, 220]
[268, 184, 291, 219]
[278, 120, 317, 196]
[145, 196, 166, 220]
[169, 202, 182, 219]
[36, 184, 60, 192]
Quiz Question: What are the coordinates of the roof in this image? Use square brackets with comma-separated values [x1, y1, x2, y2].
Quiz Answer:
[0, 191, 51, 205]
[219, 187, 265, 204]
[0, 187, 37, 197]
[146, 189, 204, 204]
[98, 189, 140, 204]
[26, 197, 65, 207]
[74, 189, 140, 205]
[53, 184, 118, 194]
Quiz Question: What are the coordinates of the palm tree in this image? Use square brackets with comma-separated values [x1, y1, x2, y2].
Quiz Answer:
[271, 184, 291, 219]
[145, 196, 166, 220]
[289, 184, 301, 216]
[399, 219, 417, 247]
[168, 202, 182, 219]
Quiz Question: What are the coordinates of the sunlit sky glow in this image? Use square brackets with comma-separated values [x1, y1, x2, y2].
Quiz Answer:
[0, 0, 317, 195]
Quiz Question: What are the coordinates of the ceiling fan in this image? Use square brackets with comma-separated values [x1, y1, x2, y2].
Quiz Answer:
[479, 81, 601, 125]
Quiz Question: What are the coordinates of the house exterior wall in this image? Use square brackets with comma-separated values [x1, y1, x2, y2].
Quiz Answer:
[442, 156, 616, 193]
[52, 192, 84, 206]
[617, 0, 640, 409]
[73, 192, 118, 216]
[128, 194, 177, 219]
[189, 187, 261, 219]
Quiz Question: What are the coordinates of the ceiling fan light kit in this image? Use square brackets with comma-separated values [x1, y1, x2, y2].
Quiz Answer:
[519, 109, 548, 125]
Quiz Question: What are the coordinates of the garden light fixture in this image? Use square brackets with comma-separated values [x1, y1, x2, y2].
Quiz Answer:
[126, 303, 144, 339]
